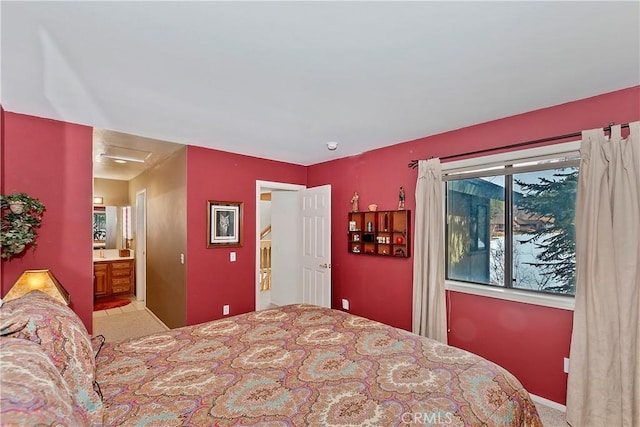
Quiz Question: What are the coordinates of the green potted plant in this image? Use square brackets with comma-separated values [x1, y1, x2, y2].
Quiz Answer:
[0, 193, 46, 259]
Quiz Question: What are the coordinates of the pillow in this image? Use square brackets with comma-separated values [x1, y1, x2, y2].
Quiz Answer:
[0, 291, 103, 424]
[0, 337, 87, 425]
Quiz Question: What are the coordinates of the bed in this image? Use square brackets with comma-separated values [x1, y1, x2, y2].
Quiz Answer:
[1, 291, 542, 426]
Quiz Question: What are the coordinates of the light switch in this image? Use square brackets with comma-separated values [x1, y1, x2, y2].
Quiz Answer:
[180, 253, 185, 264]
[230, 252, 236, 262]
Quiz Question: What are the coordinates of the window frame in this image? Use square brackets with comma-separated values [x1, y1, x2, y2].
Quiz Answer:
[442, 141, 580, 311]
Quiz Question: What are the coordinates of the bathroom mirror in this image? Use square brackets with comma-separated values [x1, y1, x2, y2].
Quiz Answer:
[93, 206, 129, 249]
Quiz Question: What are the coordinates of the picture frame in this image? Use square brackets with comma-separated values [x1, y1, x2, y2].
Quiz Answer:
[207, 200, 243, 247]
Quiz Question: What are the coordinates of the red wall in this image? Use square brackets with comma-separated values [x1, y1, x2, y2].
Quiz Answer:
[447, 291, 574, 404]
[185, 146, 307, 325]
[307, 148, 418, 331]
[1, 111, 94, 331]
[2, 86, 638, 404]
[308, 85, 640, 404]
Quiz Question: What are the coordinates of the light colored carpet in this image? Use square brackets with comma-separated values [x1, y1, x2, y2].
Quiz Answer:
[93, 309, 169, 342]
[535, 401, 568, 426]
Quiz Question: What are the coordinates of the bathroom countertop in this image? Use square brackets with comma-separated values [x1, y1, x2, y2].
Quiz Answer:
[93, 249, 135, 262]
[93, 256, 135, 262]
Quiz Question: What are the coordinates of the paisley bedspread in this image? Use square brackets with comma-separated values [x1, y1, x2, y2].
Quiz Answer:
[96, 304, 542, 426]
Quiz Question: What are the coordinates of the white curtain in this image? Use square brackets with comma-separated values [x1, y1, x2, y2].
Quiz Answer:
[412, 158, 447, 343]
[567, 122, 640, 426]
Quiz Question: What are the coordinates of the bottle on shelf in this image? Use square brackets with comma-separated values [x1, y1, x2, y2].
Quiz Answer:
[347, 209, 410, 258]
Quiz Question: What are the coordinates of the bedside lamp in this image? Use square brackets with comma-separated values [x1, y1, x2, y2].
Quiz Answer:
[3, 270, 70, 306]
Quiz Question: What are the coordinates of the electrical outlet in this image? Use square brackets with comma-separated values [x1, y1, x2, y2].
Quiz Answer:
[223, 304, 230, 315]
[342, 299, 349, 310]
[180, 253, 185, 264]
[564, 357, 570, 373]
[230, 252, 236, 262]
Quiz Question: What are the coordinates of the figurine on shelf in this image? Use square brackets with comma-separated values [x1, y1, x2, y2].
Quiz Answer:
[351, 191, 359, 212]
[398, 186, 405, 210]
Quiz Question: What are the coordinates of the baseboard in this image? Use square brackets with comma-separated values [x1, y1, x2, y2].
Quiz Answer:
[530, 393, 566, 412]
[144, 307, 170, 331]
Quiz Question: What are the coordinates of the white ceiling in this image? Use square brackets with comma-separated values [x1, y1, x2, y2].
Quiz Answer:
[93, 128, 184, 180]
[2, 1, 639, 167]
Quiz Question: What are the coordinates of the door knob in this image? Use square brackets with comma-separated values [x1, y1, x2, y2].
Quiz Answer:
[319, 263, 331, 269]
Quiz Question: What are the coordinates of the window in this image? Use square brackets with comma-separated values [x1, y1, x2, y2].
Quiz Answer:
[445, 151, 578, 297]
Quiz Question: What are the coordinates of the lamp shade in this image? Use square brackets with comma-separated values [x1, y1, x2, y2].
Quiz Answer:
[3, 270, 70, 305]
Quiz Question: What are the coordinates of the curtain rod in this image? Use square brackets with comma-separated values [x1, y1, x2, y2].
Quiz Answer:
[407, 122, 630, 169]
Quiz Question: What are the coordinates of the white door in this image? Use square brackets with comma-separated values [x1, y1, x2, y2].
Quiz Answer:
[270, 191, 301, 306]
[300, 185, 331, 307]
[135, 189, 147, 302]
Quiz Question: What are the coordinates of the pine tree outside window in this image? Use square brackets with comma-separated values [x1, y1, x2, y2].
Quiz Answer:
[444, 150, 579, 297]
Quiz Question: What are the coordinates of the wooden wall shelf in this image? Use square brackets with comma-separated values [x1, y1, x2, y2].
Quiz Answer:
[347, 210, 410, 257]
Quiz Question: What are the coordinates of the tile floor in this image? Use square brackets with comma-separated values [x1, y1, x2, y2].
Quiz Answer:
[92, 298, 146, 318]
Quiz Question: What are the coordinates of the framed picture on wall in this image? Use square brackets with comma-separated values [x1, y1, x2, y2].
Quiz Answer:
[207, 200, 243, 247]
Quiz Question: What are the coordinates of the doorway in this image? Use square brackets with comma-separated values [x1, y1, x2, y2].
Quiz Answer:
[92, 128, 184, 330]
[255, 181, 332, 311]
[255, 181, 305, 311]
